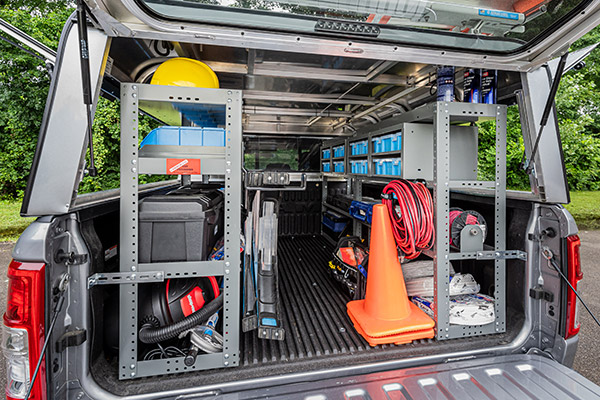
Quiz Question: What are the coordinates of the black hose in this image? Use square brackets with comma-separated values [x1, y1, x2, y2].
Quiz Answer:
[139, 294, 223, 344]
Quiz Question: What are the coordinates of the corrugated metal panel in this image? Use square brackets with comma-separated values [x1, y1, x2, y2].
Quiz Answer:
[227, 354, 600, 399]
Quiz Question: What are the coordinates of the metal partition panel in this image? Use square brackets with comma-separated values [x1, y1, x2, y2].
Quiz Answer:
[119, 83, 241, 379]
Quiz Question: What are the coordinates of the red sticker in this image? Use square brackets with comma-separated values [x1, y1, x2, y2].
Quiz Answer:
[166, 158, 201, 175]
[179, 287, 206, 317]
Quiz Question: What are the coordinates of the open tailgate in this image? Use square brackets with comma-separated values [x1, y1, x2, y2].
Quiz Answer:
[224, 354, 600, 399]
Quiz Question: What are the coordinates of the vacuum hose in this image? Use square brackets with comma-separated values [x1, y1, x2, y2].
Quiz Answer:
[139, 294, 224, 344]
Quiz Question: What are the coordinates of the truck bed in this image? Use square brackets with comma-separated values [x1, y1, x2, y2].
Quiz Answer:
[91, 235, 523, 396]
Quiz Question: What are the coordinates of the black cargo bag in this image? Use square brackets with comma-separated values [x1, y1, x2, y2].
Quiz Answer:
[328, 236, 368, 300]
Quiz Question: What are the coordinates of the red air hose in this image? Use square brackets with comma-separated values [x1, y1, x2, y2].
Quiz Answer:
[382, 180, 434, 259]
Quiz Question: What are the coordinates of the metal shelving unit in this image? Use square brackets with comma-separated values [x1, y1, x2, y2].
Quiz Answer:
[320, 101, 525, 341]
[116, 83, 242, 379]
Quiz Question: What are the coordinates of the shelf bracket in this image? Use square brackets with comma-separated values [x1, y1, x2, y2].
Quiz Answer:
[87, 271, 164, 288]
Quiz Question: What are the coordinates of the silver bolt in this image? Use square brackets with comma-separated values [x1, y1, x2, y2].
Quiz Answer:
[132, 85, 137, 90]
[131, 167, 137, 173]
[131, 372, 136, 377]
[132, 93, 137, 98]
[227, 98, 232, 103]
[226, 161, 231, 166]
[224, 361, 229, 366]
[156, 272, 163, 279]
[131, 159, 137, 165]
[227, 90, 232, 95]
[130, 273, 136, 280]
[130, 364, 135, 369]
[495, 252, 501, 257]
[445, 328, 449, 331]
[225, 261, 230, 267]
[470, 228, 478, 236]
[77, 392, 84, 399]
[224, 353, 229, 359]
[131, 266, 136, 272]
[225, 269, 230, 275]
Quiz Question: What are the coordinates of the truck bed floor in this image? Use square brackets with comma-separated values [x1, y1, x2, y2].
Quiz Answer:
[92, 235, 522, 396]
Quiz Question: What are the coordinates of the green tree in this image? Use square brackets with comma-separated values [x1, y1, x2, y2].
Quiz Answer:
[0, 5, 72, 198]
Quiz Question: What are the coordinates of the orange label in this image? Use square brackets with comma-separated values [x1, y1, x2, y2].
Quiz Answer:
[166, 158, 201, 175]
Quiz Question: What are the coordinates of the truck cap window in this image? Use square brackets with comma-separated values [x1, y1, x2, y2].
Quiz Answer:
[138, 0, 589, 53]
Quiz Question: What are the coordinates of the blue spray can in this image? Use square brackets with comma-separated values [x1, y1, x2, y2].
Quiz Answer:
[481, 69, 497, 104]
[437, 66, 455, 102]
[463, 69, 481, 103]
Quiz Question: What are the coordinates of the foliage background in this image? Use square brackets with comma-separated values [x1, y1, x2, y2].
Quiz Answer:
[0, 2, 599, 199]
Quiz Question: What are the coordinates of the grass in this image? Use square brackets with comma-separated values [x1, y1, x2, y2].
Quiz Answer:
[565, 191, 600, 230]
[0, 191, 598, 242]
[0, 200, 34, 242]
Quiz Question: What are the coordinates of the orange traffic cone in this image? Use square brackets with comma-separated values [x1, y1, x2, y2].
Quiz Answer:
[347, 204, 435, 346]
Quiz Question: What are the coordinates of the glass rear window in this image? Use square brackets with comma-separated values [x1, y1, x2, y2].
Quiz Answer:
[139, 0, 588, 53]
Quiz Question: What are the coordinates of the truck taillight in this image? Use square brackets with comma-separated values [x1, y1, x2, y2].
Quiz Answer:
[2, 260, 46, 400]
[565, 235, 582, 340]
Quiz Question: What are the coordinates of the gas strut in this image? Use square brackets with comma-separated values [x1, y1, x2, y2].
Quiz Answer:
[76, 0, 97, 176]
[520, 53, 569, 175]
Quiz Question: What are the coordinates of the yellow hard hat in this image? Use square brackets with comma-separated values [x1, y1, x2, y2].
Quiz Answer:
[150, 57, 219, 88]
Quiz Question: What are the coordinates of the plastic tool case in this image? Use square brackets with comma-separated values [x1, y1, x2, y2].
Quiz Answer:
[138, 189, 224, 263]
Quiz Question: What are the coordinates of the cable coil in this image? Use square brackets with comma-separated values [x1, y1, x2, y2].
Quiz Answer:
[382, 179, 434, 259]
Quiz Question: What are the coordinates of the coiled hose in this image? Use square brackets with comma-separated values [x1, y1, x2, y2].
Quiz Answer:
[139, 294, 223, 344]
[382, 179, 434, 260]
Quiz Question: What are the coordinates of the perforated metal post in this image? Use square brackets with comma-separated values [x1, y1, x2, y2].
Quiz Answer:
[433, 102, 451, 339]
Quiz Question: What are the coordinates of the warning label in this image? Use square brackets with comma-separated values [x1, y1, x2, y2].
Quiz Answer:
[166, 158, 201, 175]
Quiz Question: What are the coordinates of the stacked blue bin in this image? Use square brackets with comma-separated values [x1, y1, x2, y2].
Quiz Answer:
[333, 145, 345, 158]
[140, 126, 226, 148]
[373, 158, 401, 176]
[333, 161, 345, 173]
[350, 159, 368, 174]
[350, 140, 368, 156]
[322, 148, 331, 159]
[372, 132, 401, 154]
[322, 162, 331, 172]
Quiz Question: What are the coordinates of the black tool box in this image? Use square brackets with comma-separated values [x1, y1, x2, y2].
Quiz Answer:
[138, 188, 224, 263]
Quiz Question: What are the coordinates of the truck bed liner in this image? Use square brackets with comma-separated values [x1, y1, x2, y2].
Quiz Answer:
[92, 235, 522, 396]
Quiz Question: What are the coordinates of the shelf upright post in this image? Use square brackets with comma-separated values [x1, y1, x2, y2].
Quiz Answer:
[433, 102, 452, 340]
[119, 83, 141, 379]
[494, 105, 508, 334]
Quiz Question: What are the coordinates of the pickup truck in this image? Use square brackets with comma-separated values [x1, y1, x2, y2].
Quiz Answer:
[3, 0, 600, 399]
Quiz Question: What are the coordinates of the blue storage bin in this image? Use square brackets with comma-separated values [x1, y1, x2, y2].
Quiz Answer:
[390, 132, 402, 152]
[322, 211, 348, 233]
[322, 149, 331, 159]
[381, 134, 393, 152]
[350, 140, 368, 155]
[349, 200, 378, 223]
[322, 162, 331, 172]
[140, 126, 226, 148]
[333, 161, 345, 173]
[333, 145, 345, 158]
[202, 127, 226, 146]
[372, 137, 383, 154]
[392, 158, 402, 176]
[350, 159, 368, 174]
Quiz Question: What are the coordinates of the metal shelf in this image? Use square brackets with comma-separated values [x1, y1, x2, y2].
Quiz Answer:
[371, 151, 402, 158]
[118, 83, 242, 379]
[322, 101, 516, 341]
[323, 202, 351, 218]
